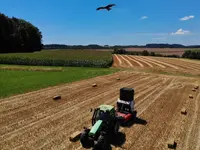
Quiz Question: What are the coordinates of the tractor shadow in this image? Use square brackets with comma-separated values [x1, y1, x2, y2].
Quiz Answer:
[92, 132, 126, 150]
[122, 117, 147, 128]
[110, 132, 126, 147]
[104, 132, 126, 150]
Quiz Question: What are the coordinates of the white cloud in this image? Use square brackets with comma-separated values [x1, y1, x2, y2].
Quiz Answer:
[180, 15, 194, 21]
[171, 29, 190, 35]
[141, 16, 148, 20]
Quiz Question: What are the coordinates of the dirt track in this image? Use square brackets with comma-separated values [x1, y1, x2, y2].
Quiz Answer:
[112, 55, 200, 76]
[0, 70, 200, 150]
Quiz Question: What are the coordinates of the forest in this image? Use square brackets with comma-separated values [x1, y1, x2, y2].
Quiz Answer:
[0, 13, 43, 53]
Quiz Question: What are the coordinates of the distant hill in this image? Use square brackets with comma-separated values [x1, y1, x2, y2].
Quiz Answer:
[43, 44, 200, 49]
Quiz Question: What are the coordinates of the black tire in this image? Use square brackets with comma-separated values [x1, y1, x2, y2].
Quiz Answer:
[80, 129, 94, 148]
[132, 111, 137, 121]
[113, 121, 119, 135]
[94, 134, 108, 150]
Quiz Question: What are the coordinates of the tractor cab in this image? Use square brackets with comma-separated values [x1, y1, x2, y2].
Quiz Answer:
[80, 105, 119, 149]
[92, 105, 115, 125]
[116, 87, 137, 124]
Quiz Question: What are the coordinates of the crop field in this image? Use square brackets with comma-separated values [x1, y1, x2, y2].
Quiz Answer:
[0, 50, 112, 61]
[113, 54, 200, 76]
[0, 71, 199, 150]
[0, 50, 113, 68]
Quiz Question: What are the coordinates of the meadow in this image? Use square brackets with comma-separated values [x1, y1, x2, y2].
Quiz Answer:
[0, 64, 118, 98]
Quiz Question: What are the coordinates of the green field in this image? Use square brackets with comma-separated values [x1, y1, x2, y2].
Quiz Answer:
[0, 50, 112, 60]
[0, 50, 113, 68]
[0, 65, 118, 98]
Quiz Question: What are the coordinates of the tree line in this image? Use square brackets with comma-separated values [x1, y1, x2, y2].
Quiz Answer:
[44, 44, 107, 49]
[182, 50, 200, 60]
[113, 48, 200, 60]
[112, 48, 180, 57]
[43, 44, 200, 49]
[0, 12, 43, 53]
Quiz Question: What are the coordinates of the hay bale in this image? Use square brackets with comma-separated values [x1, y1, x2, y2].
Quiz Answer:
[69, 131, 81, 142]
[92, 83, 97, 87]
[53, 95, 61, 100]
[189, 94, 193, 99]
[117, 78, 120, 80]
[167, 138, 177, 149]
[194, 85, 199, 89]
[181, 108, 187, 115]
[192, 88, 196, 92]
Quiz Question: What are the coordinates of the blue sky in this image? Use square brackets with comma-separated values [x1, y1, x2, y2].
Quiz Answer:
[0, 0, 200, 45]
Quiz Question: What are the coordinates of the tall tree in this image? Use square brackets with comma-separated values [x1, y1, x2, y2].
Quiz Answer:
[0, 13, 43, 53]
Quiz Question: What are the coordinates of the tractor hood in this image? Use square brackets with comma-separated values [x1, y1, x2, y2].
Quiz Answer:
[89, 120, 103, 136]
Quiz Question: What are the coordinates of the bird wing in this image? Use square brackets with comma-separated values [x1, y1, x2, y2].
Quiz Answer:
[96, 7, 105, 10]
[107, 4, 116, 7]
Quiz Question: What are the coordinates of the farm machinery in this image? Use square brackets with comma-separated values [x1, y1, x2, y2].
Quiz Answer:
[80, 87, 137, 149]
[116, 87, 137, 125]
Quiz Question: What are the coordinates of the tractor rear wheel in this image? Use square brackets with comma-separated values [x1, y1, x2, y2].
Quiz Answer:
[80, 129, 94, 148]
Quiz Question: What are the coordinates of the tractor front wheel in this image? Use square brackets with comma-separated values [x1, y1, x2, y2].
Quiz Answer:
[80, 129, 94, 148]
[113, 121, 119, 135]
[94, 133, 108, 150]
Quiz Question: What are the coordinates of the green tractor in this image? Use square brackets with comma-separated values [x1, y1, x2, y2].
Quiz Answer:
[80, 104, 120, 149]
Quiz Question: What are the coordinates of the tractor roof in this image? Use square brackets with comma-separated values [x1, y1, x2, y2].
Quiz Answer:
[99, 104, 114, 112]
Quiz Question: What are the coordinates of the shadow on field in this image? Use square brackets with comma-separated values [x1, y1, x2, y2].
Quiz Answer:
[92, 132, 126, 150]
[135, 117, 148, 125]
[122, 117, 148, 128]
[110, 132, 126, 147]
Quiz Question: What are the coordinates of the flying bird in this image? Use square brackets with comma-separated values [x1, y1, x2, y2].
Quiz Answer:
[96, 4, 116, 11]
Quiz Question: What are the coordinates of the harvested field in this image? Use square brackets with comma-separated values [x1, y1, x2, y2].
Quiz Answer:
[0, 71, 199, 150]
[112, 54, 200, 76]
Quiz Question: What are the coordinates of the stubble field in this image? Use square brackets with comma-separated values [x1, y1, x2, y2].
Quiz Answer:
[0, 69, 200, 150]
[113, 54, 200, 76]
